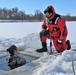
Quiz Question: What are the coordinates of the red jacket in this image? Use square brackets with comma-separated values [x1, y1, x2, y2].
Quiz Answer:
[42, 6, 68, 40]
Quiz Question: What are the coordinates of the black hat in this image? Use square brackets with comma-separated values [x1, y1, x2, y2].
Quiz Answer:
[44, 6, 53, 14]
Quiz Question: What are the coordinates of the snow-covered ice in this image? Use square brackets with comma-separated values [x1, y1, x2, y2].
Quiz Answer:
[0, 21, 76, 75]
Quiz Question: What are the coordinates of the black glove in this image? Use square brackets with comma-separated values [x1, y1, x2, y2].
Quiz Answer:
[57, 40, 62, 44]
[41, 29, 49, 35]
[42, 29, 47, 34]
[42, 26, 47, 29]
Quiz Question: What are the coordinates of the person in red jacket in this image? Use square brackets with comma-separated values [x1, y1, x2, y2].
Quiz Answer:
[36, 5, 71, 53]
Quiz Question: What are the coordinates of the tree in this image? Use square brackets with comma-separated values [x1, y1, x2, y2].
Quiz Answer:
[34, 10, 43, 21]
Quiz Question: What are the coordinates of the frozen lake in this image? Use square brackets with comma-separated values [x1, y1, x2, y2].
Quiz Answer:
[0, 21, 76, 75]
[0, 22, 42, 38]
[0, 21, 76, 42]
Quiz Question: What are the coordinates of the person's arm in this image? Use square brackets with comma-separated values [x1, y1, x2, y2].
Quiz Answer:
[57, 18, 68, 43]
[41, 19, 49, 35]
[42, 19, 47, 30]
[16, 56, 26, 66]
[8, 57, 17, 69]
[8, 57, 17, 66]
[6, 56, 10, 63]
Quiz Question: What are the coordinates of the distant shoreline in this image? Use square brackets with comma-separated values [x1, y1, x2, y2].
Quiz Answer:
[0, 20, 75, 23]
[0, 20, 41, 23]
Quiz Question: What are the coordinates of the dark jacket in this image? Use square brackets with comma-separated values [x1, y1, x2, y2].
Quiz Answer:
[8, 55, 26, 69]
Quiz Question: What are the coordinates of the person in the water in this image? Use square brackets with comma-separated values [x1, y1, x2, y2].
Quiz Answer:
[6, 45, 26, 69]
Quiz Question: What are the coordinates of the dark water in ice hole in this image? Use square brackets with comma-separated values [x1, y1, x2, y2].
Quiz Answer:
[0, 54, 38, 71]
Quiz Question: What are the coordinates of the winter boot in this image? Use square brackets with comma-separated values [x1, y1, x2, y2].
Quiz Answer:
[66, 40, 71, 50]
[36, 42, 47, 52]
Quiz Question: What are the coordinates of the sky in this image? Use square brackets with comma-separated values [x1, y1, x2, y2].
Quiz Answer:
[0, 0, 76, 16]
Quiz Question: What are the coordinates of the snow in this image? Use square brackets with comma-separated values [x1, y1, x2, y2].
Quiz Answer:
[0, 22, 41, 38]
[67, 21, 76, 42]
[1, 50, 76, 75]
[23, 33, 42, 49]
[0, 21, 76, 75]
[33, 50, 76, 75]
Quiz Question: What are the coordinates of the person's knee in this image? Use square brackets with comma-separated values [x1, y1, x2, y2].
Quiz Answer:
[56, 43, 65, 52]
[40, 31, 45, 38]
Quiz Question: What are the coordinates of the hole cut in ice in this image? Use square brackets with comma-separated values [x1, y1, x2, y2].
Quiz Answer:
[0, 54, 38, 71]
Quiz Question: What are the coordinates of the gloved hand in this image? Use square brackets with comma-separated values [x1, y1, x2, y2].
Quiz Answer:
[57, 40, 62, 44]
[42, 26, 47, 29]
[42, 28, 47, 35]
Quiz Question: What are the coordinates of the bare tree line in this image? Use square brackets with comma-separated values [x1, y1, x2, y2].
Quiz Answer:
[63, 14, 76, 21]
[0, 7, 43, 21]
[0, 7, 76, 21]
